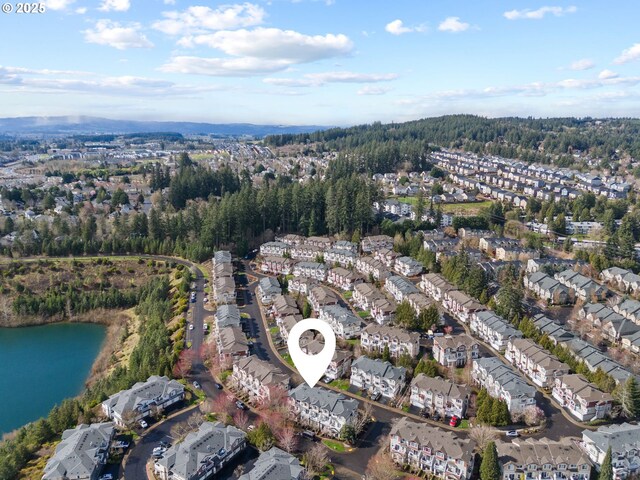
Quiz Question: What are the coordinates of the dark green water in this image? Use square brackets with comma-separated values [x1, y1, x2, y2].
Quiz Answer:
[0, 323, 106, 436]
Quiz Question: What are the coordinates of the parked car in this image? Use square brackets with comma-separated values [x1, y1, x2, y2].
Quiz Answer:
[247, 425, 255, 432]
[99, 475, 113, 480]
[449, 415, 460, 427]
[153, 447, 166, 455]
[370, 392, 381, 401]
[506, 430, 519, 437]
[235, 401, 247, 410]
[139, 420, 148, 429]
[159, 440, 171, 448]
[215, 382, 223, 390]
[189, 324, 194, 330]
[193, 381, 201, 389]
[301, 430, 316, 440]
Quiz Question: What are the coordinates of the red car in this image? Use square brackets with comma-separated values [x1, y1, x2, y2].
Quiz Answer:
[449, 415, 459, 427]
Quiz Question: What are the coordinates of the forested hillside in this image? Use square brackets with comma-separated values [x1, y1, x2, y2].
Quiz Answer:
[265, 115, 640, 173]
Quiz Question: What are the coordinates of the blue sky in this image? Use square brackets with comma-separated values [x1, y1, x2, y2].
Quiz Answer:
[1, 0, 639, 125]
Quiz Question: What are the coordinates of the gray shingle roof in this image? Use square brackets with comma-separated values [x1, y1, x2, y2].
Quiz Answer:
[238, 447, 304, 480]
[289, 385, 358, 421]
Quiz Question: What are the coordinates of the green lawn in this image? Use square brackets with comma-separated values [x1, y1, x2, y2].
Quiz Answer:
[441, 200, 493, 214]
[342, 291, 352, 300]
[322, 440, 346, 452]
[282, 352, 294, 367]
[357, 311, 369, 319]
[396, 196, 417, 205]
[345, 338, 359, 346]
[269, 326, 279, 335]
[329, 379, 350, 391]
[459, 419, 470, 429]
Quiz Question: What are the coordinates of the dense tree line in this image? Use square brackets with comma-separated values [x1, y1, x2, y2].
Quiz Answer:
[266, 115, 640, 172]
[475, 388, 511, 426]
[0, 276, 175, 479]
[4, 173, 380, 261]
[12, 283, 139, 317]
[441, 249, 489, 302]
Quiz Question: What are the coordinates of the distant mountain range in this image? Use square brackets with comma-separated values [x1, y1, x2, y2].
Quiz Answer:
[0, 116, 329, 137]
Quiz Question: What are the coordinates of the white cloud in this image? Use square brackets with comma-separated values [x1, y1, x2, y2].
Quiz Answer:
[569, 58, 594, 71]
[438, 17, 470, 33]
[43, 0, 75, 10]
[504, 5, 577, 20]
[264, 71, 398, 87]
[357, 86, 391, 95]
[84, 20, 154, 50]
[598, 69, 618, 80]
[75, 6, 87, 14]
[385, 19, 426, 35]
[159, 56, 292, 76]
[98, 0, 130, 12]
[0, 65, 222, 97]
[614, 43, 640, 64]
[163, 0, 175, 4]
[152, 3, 265, 36]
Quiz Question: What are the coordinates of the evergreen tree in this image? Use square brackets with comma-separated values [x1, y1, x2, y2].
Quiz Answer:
[598, 446, 613, 480]
[619, 377, 640, 418]
[394, 300, 418, 329]
[419, 304, 440, 331]
[480, 441, 500, 480]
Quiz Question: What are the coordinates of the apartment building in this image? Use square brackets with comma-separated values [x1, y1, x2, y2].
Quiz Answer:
[552, 374, 613, 421]
[326, 267, 365, 291]
[470, 311, 522, 353]
[292, 261, 327, 281]
[419, 273, 456, 302]
[497, 437, 592, 480]
[410, 374, 469, 418]
[260, 256, 296, 276]
[360, 324, 420, 358]
[288, 384, 359, 437]
[443, 290, 487, 324]
[231, 356, 289, 404]
[390, 418, 475, 480]
[385, 275, 420, 303]
[300, 337, 353, 381]
[472, 357, 536, 413]
[432, 334, 479, 367]
[318, 304, 362, 339]
[102, 376, 185, 427]
[505, 338, 570, 388]
[155, 422, 247, 480]
[581, 423, 640, 480]
[238, 447, 304, 480]
[350, 356, 406, 399]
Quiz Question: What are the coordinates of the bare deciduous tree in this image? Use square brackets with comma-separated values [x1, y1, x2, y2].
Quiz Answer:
[365, 452, 399, 480]
[233, 410, 250, 431]
[303, 443, 329, 479]
[276, 425, 299, 453]
[354, 402, 373, 435]
[469, 424, 498, 452]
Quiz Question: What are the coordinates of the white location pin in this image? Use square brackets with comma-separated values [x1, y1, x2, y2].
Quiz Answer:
[287, 318, 336, 388]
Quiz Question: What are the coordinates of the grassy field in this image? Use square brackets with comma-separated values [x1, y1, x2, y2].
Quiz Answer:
[441, 200, 492, 214]
[329, 379, 350, 391]
[322, 439, 346, 452]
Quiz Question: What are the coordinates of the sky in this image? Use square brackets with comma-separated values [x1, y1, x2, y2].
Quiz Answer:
[0, 0, 639, 125]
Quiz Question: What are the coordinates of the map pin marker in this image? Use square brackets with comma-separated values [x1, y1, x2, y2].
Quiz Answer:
[287, 318, 336, 388]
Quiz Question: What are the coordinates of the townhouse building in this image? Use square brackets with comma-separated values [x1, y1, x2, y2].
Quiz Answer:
[581, 423, 640, 480]
[276, 233, 306, 246]
[406, 292, 434, 316]
[42, 423, 115, 480]
[271, 295, 300, 322]
[374, 248, 401, 268]
[601, 267, 640, 296]
[505, 338, 570, 388]
[155, 422, 247, 480]
[355, 256, 390, 281]
[306, 236, 333, 250]
[326, 267, 365, 291]
[216, 326, 250, 362]
[360, 324, 421, 358]
[409, 374, 469, 418]
[277, 314, 302, 342]
[257, 277, 281, 306]
[419, 273, 456, 302]
[317, 304, 362, 339]
[287, 277, 317, 296]
[213, 276, 236, 305]
[361, 235, 394, 253]
[497, 437, 592, 480]
[259, 241, 289, 257]
[333, 240, 358, 253]
[288, 384, 359, 437]
[260, 256, 296, 276]
[495, 246, 540, 262]
[370, 297, 397, 325]
[308, 285, 339, 312]
[390, 418, 475, 480]
[238, 447, 304, 480]
[231, 356, 289, 405]
[300, 337, 353, 381]
[472, 357, 536, 413]
[215, 304, 242, 329]
[443, 290, 487, 324]
[479, 237, 521, 256]
[552, 374, 614, 421]
[102, 376, 185, 427]
[292, 261, 327, 282]
[470, 310, 522, 352]
[323, 248, 357, 268]
[432, 334, 479, 367]
[350, 356, 406, 399]
[579, 303, 640, 343]
[555, 269, 608, 302]
[352, 282, 385, 312]
[524, 271, 572, 304]
[290, 243, 325, 261]
[394, 256, 424, 277]
[385, 275, 420, 303]
[613, 299, 640, 325]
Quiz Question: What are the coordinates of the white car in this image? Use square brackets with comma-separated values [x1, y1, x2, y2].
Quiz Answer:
[506, 430, 519, 437]
[189, 324, 194, 330]
[139, 420, 148, 429]
[99, 475, 113, 480]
